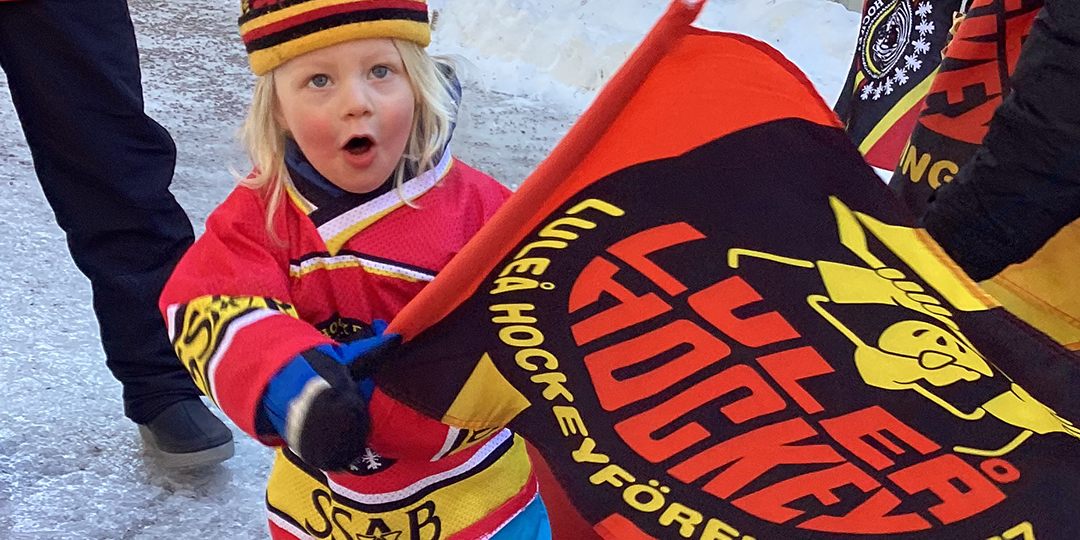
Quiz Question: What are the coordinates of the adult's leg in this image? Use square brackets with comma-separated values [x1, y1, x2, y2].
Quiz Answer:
[0, 0, 199, 424]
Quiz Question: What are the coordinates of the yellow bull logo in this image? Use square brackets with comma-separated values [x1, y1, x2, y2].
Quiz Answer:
[729, 197, 1080, 457]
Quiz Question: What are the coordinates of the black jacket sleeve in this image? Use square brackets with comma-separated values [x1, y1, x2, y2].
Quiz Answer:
[922, 0, 1080, 282]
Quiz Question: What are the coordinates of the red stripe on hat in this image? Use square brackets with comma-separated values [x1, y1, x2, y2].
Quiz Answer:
[242, 0, 426, 43]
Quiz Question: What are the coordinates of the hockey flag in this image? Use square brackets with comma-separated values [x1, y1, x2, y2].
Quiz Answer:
[885, 0, 1080, 352]
[888, 0, 1042, 214]
[378, 1, 1080, 539]
[835, 0, 961, 171]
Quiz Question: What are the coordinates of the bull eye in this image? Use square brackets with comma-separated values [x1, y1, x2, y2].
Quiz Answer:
[936, 337, 947, 346]
[913, 329, 929, 337]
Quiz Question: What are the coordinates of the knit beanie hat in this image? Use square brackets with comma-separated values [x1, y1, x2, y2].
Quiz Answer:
[239, 0, 431, 75]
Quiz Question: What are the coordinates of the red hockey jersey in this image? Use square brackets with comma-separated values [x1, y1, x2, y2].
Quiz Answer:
[160, 152, 537, 540]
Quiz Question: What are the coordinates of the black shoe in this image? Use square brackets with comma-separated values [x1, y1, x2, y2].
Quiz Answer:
[138, 398, 235, 468]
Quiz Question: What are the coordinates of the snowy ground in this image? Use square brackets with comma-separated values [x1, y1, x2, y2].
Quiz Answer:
[0, 0, 857, 538]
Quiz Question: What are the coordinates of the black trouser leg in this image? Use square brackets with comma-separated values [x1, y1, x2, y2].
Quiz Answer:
[0, 0, 198, 424]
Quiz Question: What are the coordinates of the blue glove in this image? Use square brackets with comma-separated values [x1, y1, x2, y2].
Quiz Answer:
[262, 321, 400, 471]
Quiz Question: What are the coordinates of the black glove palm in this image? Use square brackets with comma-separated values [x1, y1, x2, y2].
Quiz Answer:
[262, 326, 400, 471]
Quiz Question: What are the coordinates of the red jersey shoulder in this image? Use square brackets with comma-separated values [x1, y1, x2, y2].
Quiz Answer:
[413, 159, 512, 230]
[348, 161, 511, 272]
[446, 160, 513, 220]
[162, 185, 286, 307]
[206, 182, 319, 250]
[204, 184, 271, 231]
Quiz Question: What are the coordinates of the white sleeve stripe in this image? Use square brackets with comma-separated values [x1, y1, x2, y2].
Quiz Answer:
[206, 309, 289, 402]
[267, 510, 315, 540]
[431, 426, 461, 462]
[327, 429, 512, 505]
[476, 492, 542, 540]
[285, 378, 332, 460]
[165, 304, 181, 343]
[316, 150, 453, 242]
[289, 254, 436, 282]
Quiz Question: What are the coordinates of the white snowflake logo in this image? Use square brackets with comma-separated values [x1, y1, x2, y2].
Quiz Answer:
[361, 448, 383, 470]
[916, 20, 936, 37]
[884, 79, 895, 95]
[912, 37, 931, 55]
[861, 84, 875, 100]
[915, 1, 933, 17]
[872, 83, 885, 100]
[893, 68, 910, 85]
[904, 53, 923, 72]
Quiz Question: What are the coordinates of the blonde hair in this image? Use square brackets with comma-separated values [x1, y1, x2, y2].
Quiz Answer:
[238, 38, 458, 238]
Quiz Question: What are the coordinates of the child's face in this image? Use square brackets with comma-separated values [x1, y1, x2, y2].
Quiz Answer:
[274, 38, 415, 194]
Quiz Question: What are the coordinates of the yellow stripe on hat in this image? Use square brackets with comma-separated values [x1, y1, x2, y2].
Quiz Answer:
[240, 0, 420, 34]
[248, 19, 431, 75]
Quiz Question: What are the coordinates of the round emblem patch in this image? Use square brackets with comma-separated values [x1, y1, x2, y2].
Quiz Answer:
[857, 0, 936, 100]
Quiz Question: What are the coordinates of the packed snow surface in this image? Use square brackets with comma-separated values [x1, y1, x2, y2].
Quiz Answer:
[430, 0, 858, 110]
[0, 0, 857, 538]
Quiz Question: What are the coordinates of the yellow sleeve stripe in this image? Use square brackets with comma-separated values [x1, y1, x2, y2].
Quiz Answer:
[289, 254, 436, 283]
[169, 296, 299, 405]
[286, 180, 318, 216]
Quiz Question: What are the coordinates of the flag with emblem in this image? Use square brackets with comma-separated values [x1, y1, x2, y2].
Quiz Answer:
[887, 0, 1043, 213]
[835, 0, 962, 172]
[374, 1, 1080, 539]
[884, 0, 1080, 353]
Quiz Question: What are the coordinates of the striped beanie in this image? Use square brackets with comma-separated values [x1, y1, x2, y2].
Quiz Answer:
[239, 0, 431, 75]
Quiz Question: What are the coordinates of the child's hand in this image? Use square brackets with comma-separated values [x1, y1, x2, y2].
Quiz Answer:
[941, 12, 966, 59]
[345, 319, 400, 381]
[261, 327, 401, 471]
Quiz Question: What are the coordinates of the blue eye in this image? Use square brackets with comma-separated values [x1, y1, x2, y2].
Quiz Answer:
[309, 74, 330, 88]
[371, 65, 390, 79]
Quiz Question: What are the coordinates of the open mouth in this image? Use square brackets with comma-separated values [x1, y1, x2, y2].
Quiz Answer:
[344, 136, 374, 155]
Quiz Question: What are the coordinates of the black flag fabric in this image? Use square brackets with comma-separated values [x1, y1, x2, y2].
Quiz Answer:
[374, 1, 1080, 539]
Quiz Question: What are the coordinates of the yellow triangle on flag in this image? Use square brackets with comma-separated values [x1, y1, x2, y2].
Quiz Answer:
[441, 353, 532, 430]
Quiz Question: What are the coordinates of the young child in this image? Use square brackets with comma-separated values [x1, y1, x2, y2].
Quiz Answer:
[159, 1, 551, 539]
